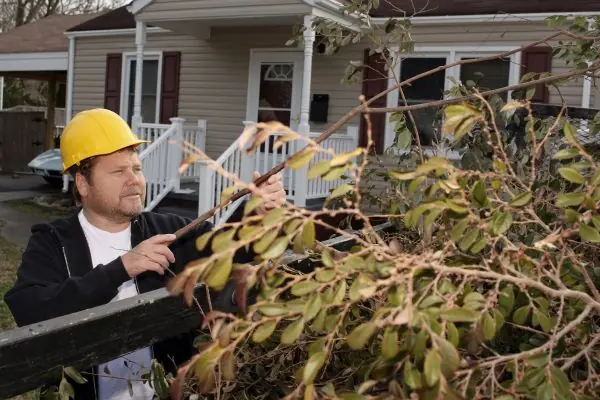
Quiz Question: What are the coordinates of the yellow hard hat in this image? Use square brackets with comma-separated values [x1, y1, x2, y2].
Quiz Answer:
[60, 108, 149, 172]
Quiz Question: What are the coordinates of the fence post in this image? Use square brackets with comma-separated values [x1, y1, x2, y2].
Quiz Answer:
[240, 121, 255, 185]
[197, 160, 214, 219]
[197, 120, 207, 153]
[169, 117, 185, 192]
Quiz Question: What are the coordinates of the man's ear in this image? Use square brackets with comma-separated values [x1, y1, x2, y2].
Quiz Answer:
[75, 173, 89, 198]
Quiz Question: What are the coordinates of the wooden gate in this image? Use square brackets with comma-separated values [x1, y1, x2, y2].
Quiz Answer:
[0, 111, 47, 172]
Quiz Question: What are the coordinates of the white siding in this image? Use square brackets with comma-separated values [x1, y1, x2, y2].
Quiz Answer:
[72, 20, 590, 161]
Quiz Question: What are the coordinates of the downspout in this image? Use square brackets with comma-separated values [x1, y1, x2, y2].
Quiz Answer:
[581, 18, 594, 109]
[63, 35, 76, 194]
[66, 36, 75, 122]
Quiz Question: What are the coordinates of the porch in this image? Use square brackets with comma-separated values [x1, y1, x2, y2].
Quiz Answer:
[137, 117, 358, 224]
[123, 0, 361, 223]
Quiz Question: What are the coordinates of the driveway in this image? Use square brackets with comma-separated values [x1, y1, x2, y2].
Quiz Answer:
[0, 173, 61, 247]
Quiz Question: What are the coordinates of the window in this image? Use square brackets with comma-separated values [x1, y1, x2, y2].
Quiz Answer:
[122, 56, 161, 125]
[397, 57, 447, 146]
[459, 57, 510, 100]
[257, 62, 295, 152]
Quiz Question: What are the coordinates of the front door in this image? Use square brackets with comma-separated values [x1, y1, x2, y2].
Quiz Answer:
[246, 50, 304, 132]
[246, 51, 304, 191]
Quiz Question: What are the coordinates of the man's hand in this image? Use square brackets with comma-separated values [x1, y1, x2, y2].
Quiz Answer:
[121, 234, 176, 277]
[253, 171, 286, 214]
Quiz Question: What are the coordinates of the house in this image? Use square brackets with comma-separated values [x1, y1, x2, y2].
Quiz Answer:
[60, 0, 600, 223]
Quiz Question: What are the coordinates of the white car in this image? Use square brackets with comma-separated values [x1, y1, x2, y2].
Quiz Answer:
[27, 148, 72, 193]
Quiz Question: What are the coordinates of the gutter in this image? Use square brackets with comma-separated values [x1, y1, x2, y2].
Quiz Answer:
[372, 11, 600, 25]
[66, 36, 74, 122]
[64, 26, 167, 38]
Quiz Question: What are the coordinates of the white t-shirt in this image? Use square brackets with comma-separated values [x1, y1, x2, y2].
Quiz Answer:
[78, 210, 155, 399]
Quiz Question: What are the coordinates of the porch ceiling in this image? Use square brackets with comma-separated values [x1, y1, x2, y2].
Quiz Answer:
[152, 15, 303, 36]
[132, 0, 312, 25]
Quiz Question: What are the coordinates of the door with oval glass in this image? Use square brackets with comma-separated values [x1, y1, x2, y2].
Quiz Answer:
[246, 50, 304, 182]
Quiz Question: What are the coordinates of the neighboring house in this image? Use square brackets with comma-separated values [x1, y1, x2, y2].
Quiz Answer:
[61, 0, 600, 223]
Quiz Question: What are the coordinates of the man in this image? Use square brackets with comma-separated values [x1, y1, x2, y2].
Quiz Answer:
[4, 108, 286, 399]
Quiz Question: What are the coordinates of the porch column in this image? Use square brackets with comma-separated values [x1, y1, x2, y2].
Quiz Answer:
[295, 15, 315, 208]
[132, 20, 146, 134]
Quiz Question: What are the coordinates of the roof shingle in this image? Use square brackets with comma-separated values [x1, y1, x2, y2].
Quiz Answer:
[371, 0, 600, 17]
[0, 14, 96, 54]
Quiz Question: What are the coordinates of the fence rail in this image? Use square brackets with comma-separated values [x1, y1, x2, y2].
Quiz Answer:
[0, 223, 393, 399]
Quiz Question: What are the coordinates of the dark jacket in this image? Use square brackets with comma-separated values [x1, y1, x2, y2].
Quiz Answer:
[4, 209, 252, 399]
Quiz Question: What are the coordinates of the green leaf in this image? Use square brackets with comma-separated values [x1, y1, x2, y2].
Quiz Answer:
[471, 180, 489, 207]
[565, 209, 581, 223]
[459, 228, 479, 252]
[339, 394, 366, 400]
[281, 318, 305, 345]
[424, 349, 441, 387]
[440, 307, 480, 322]
[592, 216, 600, 230]
[491, 211, 513, 236]
[64, 367, 87, 384]
[322, 166, 347, 181]
[512, 305, 530, 325]
[258, 304, 287, 316]
[527, 353, 549, 368]
[580, 225, 600, 243]
[302, 221, 316, 250]
[553, 148, 580, 160]
[211, 229, 236, 252]
[330, 148, 362, 167]
[397, 128, 412, 149]
[302, 350, 327, 384]
[252, 320, 277, 343]
[447, 322, 459, 347]
[260, 236, 289, 260]
[347, 322, 377, 350]
[332, 280, 346, 305]
[253, 229, 279, 254]
[563, 121, 580, 146]
[556, 192, 586, 207]
[304, 293, 323, 322]
[535, 311, 555, 333]
[451, 219, 469, 243]
[59, 377, 75, 399]
[204, 255, 233, 290]
[329, 183, 353, 200]
[437, 338, 460, 377]
[382, 328, 399, 359]
[470, 236, 487, 254]
[510, 191, 532, 207]
[409, 176, 427, 194]
[288, 148, 316, 169]
[558, 167, 586, 184]
[291, 281, 321, 296]
[196, 231, 212, 252]
[315, 268, 336, 283]
[244, 195, 264, 215]
[390, 170, 418, 181]
[308, 159, 331, 179]
[403, 361, 422, 389]
[262, 208, 286, 226]
[482, 312, 496, 341]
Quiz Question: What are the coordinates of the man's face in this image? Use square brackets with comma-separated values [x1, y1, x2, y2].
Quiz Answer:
[77, 148, 146, 223]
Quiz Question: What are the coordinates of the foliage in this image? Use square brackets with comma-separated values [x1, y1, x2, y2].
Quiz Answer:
[155, 8, 600, 400]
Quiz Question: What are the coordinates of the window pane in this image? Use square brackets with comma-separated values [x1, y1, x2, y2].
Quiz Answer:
[259, 63, 293, 109]
[127, 59, 159, 124]
[399, 58, 447, 102]
[397, 57, 447, 146]
[460, 58, 510, 96]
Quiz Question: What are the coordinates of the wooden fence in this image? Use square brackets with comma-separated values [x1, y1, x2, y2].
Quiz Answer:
[0, 222, 394, 399]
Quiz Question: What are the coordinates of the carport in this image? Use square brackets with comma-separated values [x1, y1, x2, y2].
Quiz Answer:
[0, 14, 94, 171]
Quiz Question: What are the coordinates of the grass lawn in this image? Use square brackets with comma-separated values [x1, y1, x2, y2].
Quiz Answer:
[0, 233, 23, 331]
[4, 197, 71, 219]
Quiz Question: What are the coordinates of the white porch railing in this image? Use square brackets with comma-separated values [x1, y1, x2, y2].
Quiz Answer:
[197, 123, 359, 225]
[138, 120, 207, 181]
[139, 118, 183, 211]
